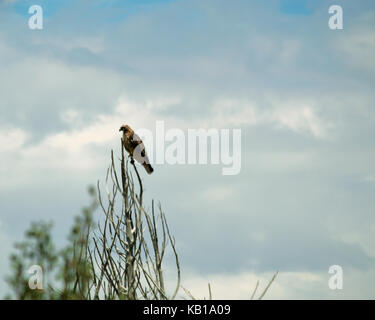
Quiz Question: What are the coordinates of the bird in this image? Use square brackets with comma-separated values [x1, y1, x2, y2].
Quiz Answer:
[119, 124, 154, 174]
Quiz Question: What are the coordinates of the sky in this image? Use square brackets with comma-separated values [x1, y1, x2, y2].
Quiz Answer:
[0, 0, 375, 299]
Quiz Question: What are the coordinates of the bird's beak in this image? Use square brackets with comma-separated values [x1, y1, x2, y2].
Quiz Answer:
[119, 127, 123, 132]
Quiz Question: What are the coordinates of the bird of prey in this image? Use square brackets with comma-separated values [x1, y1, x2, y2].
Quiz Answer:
[119, 124, 154, 174]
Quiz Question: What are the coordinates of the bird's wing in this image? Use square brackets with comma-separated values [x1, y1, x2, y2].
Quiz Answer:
[131, 133, 149, 165]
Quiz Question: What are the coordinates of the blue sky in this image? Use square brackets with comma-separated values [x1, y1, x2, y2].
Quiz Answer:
[280, 0, 314, 15]
[0, 0, 375, 299]
[5, 0, 177, 18]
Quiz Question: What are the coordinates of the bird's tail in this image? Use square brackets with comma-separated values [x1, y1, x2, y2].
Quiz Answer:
[143, 163, 154, 174]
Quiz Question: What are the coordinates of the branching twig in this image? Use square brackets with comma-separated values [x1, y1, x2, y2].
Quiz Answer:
[88, 141, 180, 300]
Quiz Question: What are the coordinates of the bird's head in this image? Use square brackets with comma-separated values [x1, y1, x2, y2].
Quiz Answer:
[119, 125, 132, 133]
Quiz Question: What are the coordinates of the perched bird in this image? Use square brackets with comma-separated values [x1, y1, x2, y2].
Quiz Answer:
[119, 124, 154, 174]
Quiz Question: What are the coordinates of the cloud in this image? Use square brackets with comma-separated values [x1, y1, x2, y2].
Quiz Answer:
[0, 36, 127, 138]
[363, 175, 375, 182]
[0, 92, 330, 192]
[336, 11, 375, 71]
[180, 268, 375, 299]
[0, 128, 28, 152]
[209, 98, 330, 138]
[1, 0, 375, 299]
[271, 105, 328, 138]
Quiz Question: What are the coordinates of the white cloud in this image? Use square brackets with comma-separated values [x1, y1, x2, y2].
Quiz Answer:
[207, 98, 330, 139]
[0, 128, 28, 152]
[0, 93, 330, 192]
[335, 224, 375, 259]
[271, 105, 328, 139]
[201, 184, 235, 203]
[0, 97, 161, 189]
[248, 150, 314, 172]
[180, 271, 321, 300]
[60, 109, 80, 125]
[333, 10, 375, 71]
[180, 268, 375, 299]
[364, 175, 375, 182]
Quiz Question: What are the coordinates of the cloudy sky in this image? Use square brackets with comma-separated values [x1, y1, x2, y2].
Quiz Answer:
[0, 0, 375, 299]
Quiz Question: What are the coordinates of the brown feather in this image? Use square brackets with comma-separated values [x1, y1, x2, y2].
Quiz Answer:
[120, 124, 154, 174]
